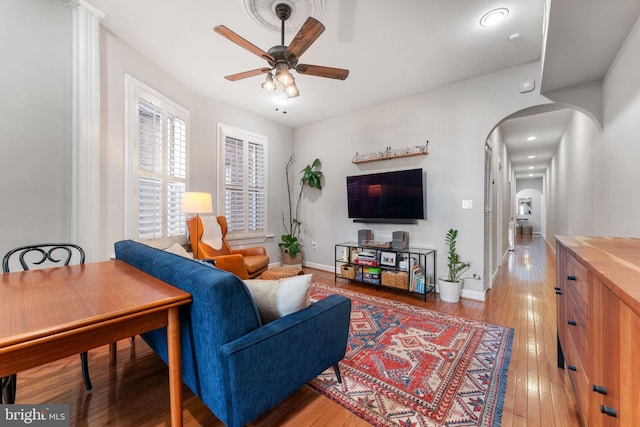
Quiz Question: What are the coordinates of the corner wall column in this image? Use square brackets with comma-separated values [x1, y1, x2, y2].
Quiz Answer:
[66, 0, 105, 262]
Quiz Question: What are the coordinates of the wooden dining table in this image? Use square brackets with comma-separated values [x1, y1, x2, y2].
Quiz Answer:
[0, 260, 192, 426]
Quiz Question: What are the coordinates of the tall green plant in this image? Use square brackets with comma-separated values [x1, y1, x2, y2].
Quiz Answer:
[445, 228, 470, 282]
[280, 156, 323, 257]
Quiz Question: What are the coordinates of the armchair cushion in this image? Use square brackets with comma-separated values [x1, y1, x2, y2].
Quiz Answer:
[244, 274, 312, 323]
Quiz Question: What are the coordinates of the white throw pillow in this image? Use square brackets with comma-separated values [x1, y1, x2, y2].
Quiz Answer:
[244, 274, 313, 323]
[164, 242, 193, 259]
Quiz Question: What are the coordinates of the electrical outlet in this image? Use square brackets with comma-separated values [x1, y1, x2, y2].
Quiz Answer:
[462, 200, 473, 209]
[312, 240, 317, 248]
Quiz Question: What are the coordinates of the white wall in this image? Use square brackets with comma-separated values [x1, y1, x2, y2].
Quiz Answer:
[544, 110, 599, 240]
[294, 61, 553, 300]
[544, 16, 640, 241]
[596, 15, 640, 237]
[0, 0, 72, 257]
[100, 27, 294, 260]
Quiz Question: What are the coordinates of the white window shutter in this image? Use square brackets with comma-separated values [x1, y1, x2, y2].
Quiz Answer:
[218, 125, 268, 239]
[127, 77, 190, 246]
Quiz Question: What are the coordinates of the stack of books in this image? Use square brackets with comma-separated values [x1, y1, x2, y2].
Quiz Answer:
[354, 251, 377, 266]
[410, 263, 426, 294]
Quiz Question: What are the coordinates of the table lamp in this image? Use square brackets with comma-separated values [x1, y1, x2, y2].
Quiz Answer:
[181, 192, 213, 258]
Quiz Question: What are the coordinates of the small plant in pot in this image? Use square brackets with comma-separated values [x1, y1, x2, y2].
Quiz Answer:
[279, 156, 323, 265]
[438, 228, 470, 303]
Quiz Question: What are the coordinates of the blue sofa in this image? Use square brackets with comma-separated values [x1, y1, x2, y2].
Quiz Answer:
[114, 240, 351, 427]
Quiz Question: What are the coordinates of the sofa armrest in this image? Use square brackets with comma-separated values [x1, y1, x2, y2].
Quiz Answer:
[230, 246, 267, 257]
[218, 294, 351, 427]
[212, 254, 250, 279]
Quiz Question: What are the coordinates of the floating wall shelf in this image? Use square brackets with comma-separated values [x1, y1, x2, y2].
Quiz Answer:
[352, 143, 429, 164]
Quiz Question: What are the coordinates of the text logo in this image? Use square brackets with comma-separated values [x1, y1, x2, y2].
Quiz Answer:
[1, 405, 69, 426]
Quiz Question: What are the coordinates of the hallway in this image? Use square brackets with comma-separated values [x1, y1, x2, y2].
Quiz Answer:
[483, 235, 580, 426]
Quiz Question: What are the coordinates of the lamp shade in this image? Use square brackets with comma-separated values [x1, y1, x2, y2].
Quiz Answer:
[181, 192, 213, 214]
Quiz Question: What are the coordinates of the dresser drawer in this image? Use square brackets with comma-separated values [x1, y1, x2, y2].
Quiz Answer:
[565, 331, 589, 422]
[565, 253, 588, 323]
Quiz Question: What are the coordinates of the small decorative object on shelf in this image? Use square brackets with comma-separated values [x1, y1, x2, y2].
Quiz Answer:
[352, 141, 429, 164]
[334, 242, 436, 301]
[361, 240, 392, 248]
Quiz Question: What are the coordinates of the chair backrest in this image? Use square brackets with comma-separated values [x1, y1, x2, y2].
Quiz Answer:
[2, 243, 85, 273]
[187, 216, 233, 257]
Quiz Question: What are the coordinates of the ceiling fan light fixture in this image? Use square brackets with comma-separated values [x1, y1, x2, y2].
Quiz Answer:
[284, 80, 299, 98]
[275, 63, 294, 85]
[261, 72, 277, 92]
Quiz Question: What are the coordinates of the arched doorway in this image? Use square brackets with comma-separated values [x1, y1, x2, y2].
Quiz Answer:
[483, 103, 601, 289]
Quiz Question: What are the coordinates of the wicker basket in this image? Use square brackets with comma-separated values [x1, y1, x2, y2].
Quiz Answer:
[340, 264, 356, 279]
[381, 271, 409, 290]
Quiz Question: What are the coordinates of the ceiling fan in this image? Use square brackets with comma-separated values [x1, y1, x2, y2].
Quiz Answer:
[214, 3, 349, 98]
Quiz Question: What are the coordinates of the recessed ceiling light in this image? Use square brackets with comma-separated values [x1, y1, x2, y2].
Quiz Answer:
[527, 155, 536, 159]
[480, 8, 509, 27]
[529, 174, 534, 177]
[528, 166, 534, 169]
[527, 136, 537, 141]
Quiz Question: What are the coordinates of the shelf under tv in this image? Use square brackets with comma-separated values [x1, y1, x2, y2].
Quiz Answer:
[353, 218, 418, 224]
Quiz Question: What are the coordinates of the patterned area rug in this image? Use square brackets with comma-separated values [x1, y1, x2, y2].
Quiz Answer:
[309, 283, 513, 427]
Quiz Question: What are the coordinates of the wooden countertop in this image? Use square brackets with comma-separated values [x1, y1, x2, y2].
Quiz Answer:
[555, 236, 640, 316]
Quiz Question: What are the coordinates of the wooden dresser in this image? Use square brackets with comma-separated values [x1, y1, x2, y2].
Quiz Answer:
[555, 236, 640, 426]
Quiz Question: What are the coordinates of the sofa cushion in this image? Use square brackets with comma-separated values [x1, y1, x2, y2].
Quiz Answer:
[244, 274, 312, 323]
[164, 242, 193, 258]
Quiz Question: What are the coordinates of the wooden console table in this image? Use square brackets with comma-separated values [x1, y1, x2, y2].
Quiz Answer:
[555, 236, 640, 426]
[0, 261, 192, 426]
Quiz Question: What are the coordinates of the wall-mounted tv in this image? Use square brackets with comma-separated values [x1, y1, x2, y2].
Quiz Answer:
[346, 168, 425, 224]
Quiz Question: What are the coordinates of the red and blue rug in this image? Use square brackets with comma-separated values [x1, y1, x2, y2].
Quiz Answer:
[309, 283, 513, 427]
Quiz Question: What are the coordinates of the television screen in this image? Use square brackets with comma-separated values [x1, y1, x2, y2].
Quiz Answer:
[346, 168, 425, 223]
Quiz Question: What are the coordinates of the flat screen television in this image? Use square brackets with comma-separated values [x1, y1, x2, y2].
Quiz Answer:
[346, 168, 425, 224]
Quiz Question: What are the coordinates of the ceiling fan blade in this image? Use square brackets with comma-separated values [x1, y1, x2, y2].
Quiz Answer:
[214, 25, 274, 62]
[224, 68, 272, 81]
[296, 64, 349, 80]
[287, 17, 325, 59]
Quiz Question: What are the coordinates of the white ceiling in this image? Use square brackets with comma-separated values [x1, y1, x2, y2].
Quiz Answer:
[500, 108, 573, 179]
[87, 0, 545, 128]
[86, 0, 640, 181]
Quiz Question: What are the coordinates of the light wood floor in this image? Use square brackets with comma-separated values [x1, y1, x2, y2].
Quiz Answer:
[14, 235, 581, 426]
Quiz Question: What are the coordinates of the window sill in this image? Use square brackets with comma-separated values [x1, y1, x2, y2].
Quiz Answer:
[228, 234, 275, 246]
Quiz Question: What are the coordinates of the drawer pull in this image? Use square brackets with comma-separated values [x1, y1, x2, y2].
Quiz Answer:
[567, 275, 577, 281]
[568, 320, 577, 326]
[592, 385, 608, 395]
[555, 290, 563, 295]
[568, 365, 577, 371]
[554, 286, 561, 291]
[600, 405, 617, 417]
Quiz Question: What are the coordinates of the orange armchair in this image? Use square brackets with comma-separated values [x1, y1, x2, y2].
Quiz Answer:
[187, 215, 269, 279]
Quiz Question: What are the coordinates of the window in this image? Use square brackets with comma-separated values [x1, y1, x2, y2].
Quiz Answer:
[125, 75, 189, 246]
[217, 124, 267, 240]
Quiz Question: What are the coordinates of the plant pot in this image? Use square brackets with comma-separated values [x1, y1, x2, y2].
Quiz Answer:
[438, 278, 462, 303]
[282, 250, 303, 266]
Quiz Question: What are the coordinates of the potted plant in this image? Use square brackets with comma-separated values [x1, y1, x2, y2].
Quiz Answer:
[279, 155, 323, 265]
[438, 228, 470, 302]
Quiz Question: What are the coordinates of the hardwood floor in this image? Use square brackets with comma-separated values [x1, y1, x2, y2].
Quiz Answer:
[14, 235, 581, 426]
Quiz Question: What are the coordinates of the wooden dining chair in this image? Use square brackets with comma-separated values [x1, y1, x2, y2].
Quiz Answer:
[1, 243, 93, 404]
